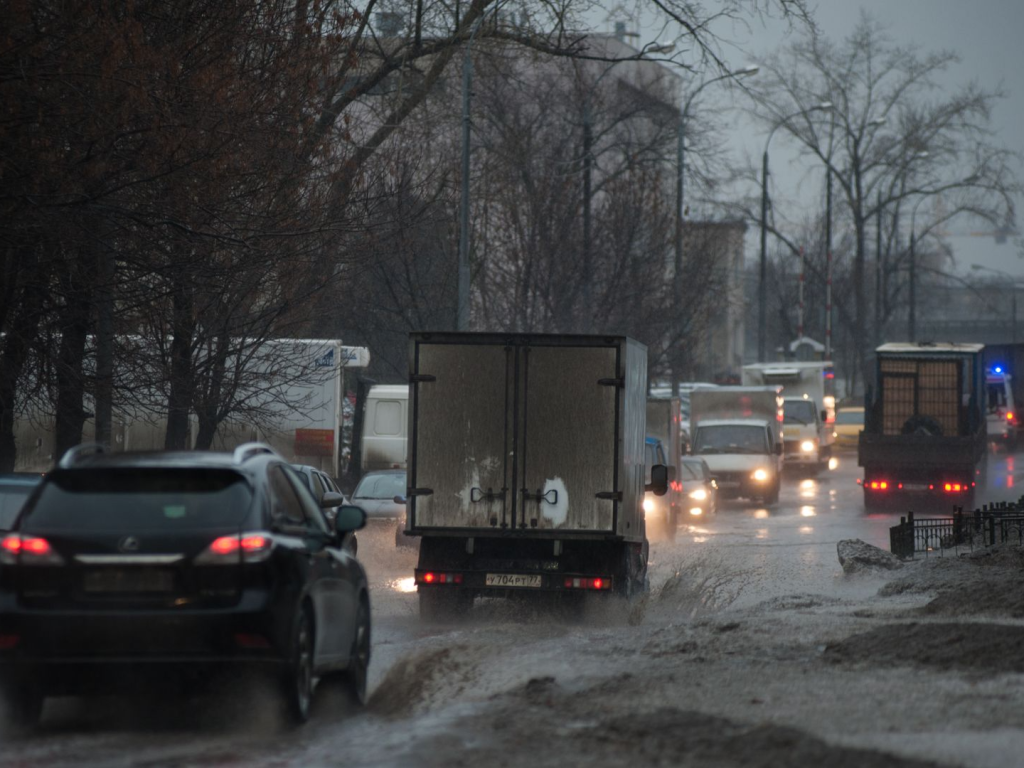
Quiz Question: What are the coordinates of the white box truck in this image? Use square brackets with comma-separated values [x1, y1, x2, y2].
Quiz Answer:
[688, 386, 784, 504]
[403, 332, 666, 620]
[741, 362, 836, 472]
[360, 384, 409, 471]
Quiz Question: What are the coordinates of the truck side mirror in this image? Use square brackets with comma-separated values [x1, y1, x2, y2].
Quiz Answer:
[775, 442, 783, 456]
[820, 410, 827, 423]
[646, 464, 669, 496]
[667, 465, 676, 482]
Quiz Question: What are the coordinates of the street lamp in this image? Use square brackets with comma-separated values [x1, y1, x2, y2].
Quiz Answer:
[758, 101, 833, 362]
[971, 263, 1022, 344]
[457, 2, 504, 331]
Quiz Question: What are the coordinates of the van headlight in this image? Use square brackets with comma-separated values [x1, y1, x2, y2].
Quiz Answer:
[642, 497, 655, 513]
[800, 440, 816, 453]
[752, 468, 769, 482]
[689, 488, 708, 501]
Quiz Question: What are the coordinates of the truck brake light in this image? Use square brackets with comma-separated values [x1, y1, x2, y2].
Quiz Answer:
[416, 570, 463, 585]
[868, 481, 888, 490]
[563, 577, 612, 590]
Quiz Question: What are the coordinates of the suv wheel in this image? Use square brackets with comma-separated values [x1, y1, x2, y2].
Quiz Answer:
[343, 600, 370, 706]
[282, 606, 315, 725]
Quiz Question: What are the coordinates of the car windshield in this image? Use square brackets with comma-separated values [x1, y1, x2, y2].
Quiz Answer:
[783, 400, 817, 425]
[679, 462, 704, 481]
[0, 484, 36, 529]
[354, 473, 406, 499]
[22, 469, 253, 531]
[694, 425, 768, 455]
[835, 410, 864, 425]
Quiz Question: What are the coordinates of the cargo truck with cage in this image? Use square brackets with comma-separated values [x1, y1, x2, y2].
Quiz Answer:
[401, 332, 667, 620]
[859, 343, 987, 510]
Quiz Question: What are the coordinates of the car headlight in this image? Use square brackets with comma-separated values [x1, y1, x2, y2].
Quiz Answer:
[642, 497, 655, 513]
[752, 468, 769, 482]
[800, 440, 816, 453]
[689, 488, 708, 501]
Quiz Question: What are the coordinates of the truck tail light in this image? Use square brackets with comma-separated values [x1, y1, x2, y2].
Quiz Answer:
[1007, 411, 1015, 422]
[943, 483, 965, 493]
[416, 570, 463, 585]
[868, 481, 888, 490]
[563, 577, 612, 590]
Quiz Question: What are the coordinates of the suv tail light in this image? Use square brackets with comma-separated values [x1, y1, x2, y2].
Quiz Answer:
[195, 532, 273, 565]
[0, 534, 65, 566]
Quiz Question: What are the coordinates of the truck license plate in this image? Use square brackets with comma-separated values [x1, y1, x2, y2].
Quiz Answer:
[485, 573, 542, 588]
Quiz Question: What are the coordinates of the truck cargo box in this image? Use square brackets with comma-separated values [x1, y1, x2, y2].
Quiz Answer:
[406, 332, 647, 542]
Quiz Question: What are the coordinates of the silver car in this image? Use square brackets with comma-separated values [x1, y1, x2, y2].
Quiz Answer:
[350, 469, 406, 519]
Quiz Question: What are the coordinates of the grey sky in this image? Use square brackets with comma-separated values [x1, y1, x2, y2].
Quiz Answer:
[590, 1, 1024, 279]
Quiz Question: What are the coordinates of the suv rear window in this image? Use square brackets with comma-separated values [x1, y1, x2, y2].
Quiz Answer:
[21, 469, 253, 531]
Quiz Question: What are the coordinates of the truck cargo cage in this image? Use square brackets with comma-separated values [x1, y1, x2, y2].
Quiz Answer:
[889, 498, 1024, 559]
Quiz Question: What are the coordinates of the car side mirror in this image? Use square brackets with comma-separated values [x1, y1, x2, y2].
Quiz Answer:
[334, 504, 367, 534]
[645, 464, 669, 496]
[320, 491, 345, 509]
[393, 495, 407, 505]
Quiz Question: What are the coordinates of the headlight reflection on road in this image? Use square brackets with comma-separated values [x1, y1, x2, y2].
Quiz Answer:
[828, 457, 839, 470]
[800, 506, 816, 517]
[799, 526, 814, 535]
[390, 577, 417, 593]
[799, 479, 816, 499]
[754, 509, 769, 519]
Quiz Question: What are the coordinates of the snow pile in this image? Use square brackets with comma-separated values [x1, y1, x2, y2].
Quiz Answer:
[836, 539, 904, 575]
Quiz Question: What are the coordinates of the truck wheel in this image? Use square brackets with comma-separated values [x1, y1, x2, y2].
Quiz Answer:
[0, 678, 43, 730]
[862, 487, 881, 511]
[766, 480, 780, 506]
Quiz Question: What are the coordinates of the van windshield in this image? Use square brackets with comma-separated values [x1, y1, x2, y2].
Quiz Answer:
[693, 426, 768, 455]
[783, 400, 817, 425]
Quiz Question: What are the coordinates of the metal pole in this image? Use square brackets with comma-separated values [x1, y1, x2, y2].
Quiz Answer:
[457, 47, 472, 331]
[908, 223, 916, 341]
[797, 245, 805, 340]
[1013, 290, 1018, 346]
[673, 112, 684, 393]
[758, 149, 769, 362]
[825, 167, 833, 360]
[582, 105, 593, 332]
[875, 191, 883, 346]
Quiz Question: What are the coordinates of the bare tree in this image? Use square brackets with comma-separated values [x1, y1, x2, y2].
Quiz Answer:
[742, 12, 1018, 387]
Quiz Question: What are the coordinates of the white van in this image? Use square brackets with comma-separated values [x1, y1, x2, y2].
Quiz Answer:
[360, 384, 409, 471]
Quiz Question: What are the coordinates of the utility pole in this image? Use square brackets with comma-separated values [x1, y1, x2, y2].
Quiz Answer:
[875, 190, 883, 347]
[758, 148, 769, 362]
[825, 167, 833, 360]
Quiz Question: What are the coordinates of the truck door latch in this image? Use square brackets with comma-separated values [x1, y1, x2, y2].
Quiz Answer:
[598, 377, 624, 388]
[470, 487, 507, 503]
[409, 374, 436, 383]
[521, 489, 558, 504]
[595, 491, 622, 501]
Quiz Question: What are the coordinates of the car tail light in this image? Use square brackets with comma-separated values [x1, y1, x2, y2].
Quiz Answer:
[195, 532, 274, 565]
[0, 534, 64, 566]
[415, 570, 462, 585]
[563, 577, 612, 590]
[233, 632, 272, 649]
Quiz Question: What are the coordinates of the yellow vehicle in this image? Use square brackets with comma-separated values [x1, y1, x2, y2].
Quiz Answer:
[833, 407, 864, 449]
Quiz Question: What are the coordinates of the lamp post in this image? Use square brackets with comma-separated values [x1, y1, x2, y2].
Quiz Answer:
[457, 3, 504, 331]
[971, 264, 1022, 344]
[758, 102, 833, 362]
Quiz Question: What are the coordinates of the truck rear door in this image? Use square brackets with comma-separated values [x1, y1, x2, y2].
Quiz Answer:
[517, 344, 618, 532]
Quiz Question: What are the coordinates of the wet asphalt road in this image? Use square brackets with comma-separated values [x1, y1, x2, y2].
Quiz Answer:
[2, 447, 1020, 765]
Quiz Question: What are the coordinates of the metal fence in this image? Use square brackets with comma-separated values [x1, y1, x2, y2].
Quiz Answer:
[889, 499, 1024, 559]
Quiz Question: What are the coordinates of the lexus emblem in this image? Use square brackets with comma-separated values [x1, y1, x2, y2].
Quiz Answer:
[118, 536, 140, 553]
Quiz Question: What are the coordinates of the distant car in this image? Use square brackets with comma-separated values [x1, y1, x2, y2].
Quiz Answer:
[833, 407, 865, 449]
[679, 457, 717, 518]
[350, 469, 406, 520]
[0, 474, 43, 532]
[0, 443, 369, 729]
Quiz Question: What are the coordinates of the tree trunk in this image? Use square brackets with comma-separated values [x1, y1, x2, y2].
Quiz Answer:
[53, 245, 94, 458]
[0, 244, 46, 472]
[192, 332, 230, 451]
[164, 281, 195, 450]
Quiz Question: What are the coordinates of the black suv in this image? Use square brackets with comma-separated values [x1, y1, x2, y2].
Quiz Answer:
[0, 443, 369, 728]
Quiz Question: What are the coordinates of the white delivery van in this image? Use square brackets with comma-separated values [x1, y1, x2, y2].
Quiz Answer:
[986, 366, 1017, 450]
[360, 384, 409, 471]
